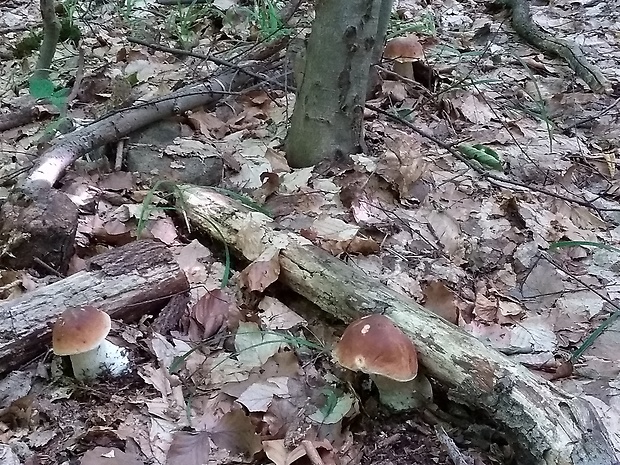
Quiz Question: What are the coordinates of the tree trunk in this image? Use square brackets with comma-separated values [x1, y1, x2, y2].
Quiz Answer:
[285, 0, 382, 168]
[368, 0, 394, 95]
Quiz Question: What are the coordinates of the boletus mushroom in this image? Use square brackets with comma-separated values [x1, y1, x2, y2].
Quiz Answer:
[52, 306, 129, 381]
[383, 35, 424, 80]
[333, 314, 432, 411]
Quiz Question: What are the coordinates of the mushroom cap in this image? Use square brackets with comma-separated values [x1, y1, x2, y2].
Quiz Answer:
[333, 314, 418, 382]
[52, 306, 111, 356]
[383, 35, 424, 63]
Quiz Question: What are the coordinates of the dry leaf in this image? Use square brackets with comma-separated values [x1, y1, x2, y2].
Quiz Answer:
[423, 281, 458, 323]
[98, 172, 136, 191]
[473, 291, 498, 323]
[258, 296, 306, 330]
[236, 377, 290, 412]
[240, 247, 281, 292]
[188, 289, 233, 341]
[209, 409, 262, 456]
[165, 432, 211, 465]
[146, 217, 178, 245]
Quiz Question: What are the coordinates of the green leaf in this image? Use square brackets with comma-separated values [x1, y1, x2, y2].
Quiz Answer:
[234, 322, 284, 367]
[458, 143, 504, 171]
[308, 390, 355, 424]
[125, 73, 139, 87]
[29, 77, 55, 99]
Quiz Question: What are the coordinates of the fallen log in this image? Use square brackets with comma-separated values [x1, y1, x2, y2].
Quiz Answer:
[0, 240, 189, 375]
[173, 184, 619, 465]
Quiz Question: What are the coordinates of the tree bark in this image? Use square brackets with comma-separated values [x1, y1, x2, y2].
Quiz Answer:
[286, 0, 382, 168]
[367, 0, 394, 95]
[33, 0, 60, 81]
[172, 184, 619, 465]
[0, 240, 189, 375]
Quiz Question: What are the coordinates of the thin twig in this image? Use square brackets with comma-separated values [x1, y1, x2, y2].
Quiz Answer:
[301, 440, 325, 465]
[114, 138, 125, 171]
[33, 257, 64, 277]
[435, 425, 475, 465]
[126, 38, 286, 91]
[566, 96, 620, 130]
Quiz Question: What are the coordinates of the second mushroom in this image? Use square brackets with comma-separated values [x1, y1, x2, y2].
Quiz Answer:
[332, 314, 432, 411]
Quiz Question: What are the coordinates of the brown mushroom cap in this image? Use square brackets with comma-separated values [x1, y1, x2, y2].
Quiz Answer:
[52, 306, 111, 356]
[383, 35, 424, 63]
[333, 314, 418, 382]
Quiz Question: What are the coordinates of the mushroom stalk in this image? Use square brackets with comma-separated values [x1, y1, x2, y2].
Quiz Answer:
[371, 373, 433, 412]
[392, 62, 414, 80]
[69, 339, 129, 381]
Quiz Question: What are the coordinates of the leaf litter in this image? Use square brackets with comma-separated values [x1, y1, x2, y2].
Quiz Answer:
[1, 0, 620, 462]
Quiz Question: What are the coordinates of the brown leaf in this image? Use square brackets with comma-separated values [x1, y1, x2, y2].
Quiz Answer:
[98, 172, 135, 192]
[188, 289, 232, 341]
[346, 236, 381, 255]
[92, 218, 134, 245]
[210, 409, 262, 456]
[381, 81, 408, 101]
[240, 248, 281, 292]
[145, 217, 178, 245]
[253, 171, 282, 203]
[245, 90, 271, 107]
[187, 111, 227, 138]
[264, 148, 290, 173]
[263, 397, 299, 437]
[474, 291, 498, 323]
[550, 359, 573, 380]
[263, 439, 287, 465]
[423, 281, 458, 324]
[166, 431, 211, 465]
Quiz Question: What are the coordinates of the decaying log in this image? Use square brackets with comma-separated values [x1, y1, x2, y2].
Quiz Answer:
[0, 240, 189, 375]
[174, 185, 619, 465]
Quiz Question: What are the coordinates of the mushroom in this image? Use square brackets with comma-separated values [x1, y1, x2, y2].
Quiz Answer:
[383, 35, 424, 80]
[52, 306, 129, 381]
[333, 314, 432, 411]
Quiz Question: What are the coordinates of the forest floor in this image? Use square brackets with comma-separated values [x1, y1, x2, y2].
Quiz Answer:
[1, 0, 620, 464]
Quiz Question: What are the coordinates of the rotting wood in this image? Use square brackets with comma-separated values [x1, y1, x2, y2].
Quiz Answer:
[0, 240, 189, 375]
[173, 184, 619, 465]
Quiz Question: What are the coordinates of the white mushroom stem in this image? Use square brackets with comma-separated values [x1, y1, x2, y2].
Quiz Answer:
[371, 373, 433, 412]
[69, 339, 129, 381]
[393, 61, 414, 80]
